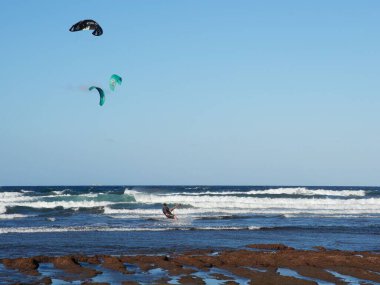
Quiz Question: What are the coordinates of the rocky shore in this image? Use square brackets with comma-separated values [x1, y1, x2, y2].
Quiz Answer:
[1, 244, 380, 284]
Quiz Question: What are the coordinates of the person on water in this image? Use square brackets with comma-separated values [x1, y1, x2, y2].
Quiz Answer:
[162, 203, 178, 219]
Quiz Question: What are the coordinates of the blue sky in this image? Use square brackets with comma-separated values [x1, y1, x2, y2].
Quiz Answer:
[1, 0, 379, 186]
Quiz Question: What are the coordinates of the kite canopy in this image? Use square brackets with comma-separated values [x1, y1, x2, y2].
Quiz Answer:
[109, 74, 122, 91]
[69, 19, 103, 36]
[89, 86, 105, 106]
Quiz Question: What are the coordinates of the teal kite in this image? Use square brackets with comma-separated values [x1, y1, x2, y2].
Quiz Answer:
[109, 74, 122, 91]
[89, 86, 105, 106]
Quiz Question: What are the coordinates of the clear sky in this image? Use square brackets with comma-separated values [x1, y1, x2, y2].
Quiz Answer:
[1, 0, 379, 186]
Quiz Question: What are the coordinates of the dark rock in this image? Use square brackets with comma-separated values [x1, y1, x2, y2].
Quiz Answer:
[81, 281, 110, 285]
[76, 255, 101, 265]
[39, 277, 52, 285]
[52, 256, 100, 281]
[2, 257, 39, 275]
[102, 256, 131, 274]
[247, 244, 295, 250]
[210, 273, 234, 280]
[52, 256, 81, 273]
[178, 275, 206, 284]
[3, 245, 380, 285]
[313, 246, 327, 251]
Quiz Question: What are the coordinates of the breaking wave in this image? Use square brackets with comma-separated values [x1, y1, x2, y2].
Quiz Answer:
[0, 225, 261, 234]
[122, 189, 380, 216]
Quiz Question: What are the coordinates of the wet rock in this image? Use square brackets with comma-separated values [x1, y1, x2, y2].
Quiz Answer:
[2, 257, 39, 276]
[183, 249, 214, 256]
[151, 277, 172, 285]
[173, 255, 212, 270]
[39, 277, 53, 285]
[329, 266, 380, 283]
[52, 256, 100, 281]
[102, 256, 131, 274]
[290, 266, 344, 284]
[81, 281, 110, 285]
[313, 246, 327, 251]
[34, 256, 51, 263]
[76, 255, 101, 265]
[17, 277, 52, 285]
[210, 273, 234, 280]
[3, 245, 380, 285]
[52, 256, 80, 272]
[167, 266, 196, 276]
[223, 266, 317, 285]
[178, 275, 206, 284]
[247, 244, 295, 250]
[121, 255, 180, 273]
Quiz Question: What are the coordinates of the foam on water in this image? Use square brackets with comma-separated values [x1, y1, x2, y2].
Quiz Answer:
[1, 188, 378, 218]
[0, 225, 261, 234]
[248, 187, 366, 197]
[0, 192, 34, 202]
[1, 186, 380, 257]
[164, 187, 366, 197]
[0, 191, 129, 213]
[123, 190, 380, 215]
[13, 200, 113, 209]
[0, 192, 37, 214]
[0, 214, 29, 220]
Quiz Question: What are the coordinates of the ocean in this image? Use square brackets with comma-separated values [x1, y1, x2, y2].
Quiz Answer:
[0, 185, 379, 258]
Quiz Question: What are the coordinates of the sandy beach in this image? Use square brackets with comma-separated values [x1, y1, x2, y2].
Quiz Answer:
[2, 243, 380, 284]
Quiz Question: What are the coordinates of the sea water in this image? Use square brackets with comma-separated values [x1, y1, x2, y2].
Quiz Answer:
[0, 185, 379, 258]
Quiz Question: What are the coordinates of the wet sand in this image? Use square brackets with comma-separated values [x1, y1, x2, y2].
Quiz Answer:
[1, 244, 380, 284]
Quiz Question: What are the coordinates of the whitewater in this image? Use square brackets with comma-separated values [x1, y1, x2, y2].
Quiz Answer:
[0, 185, 379, 257]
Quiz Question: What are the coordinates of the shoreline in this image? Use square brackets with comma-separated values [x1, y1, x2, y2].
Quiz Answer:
[1, 244, 380, 284]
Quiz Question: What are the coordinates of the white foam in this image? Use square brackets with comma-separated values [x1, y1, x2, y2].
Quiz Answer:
[0, 192, 37, 214]
[0, 192, 34, 202]
[0, 214, 29, 220]
[123, 189, 140, 198]
[120, 190, 380, 216]
[0, 226, 166, 234]
[248, 187, 366, 197]
[52, 190, 68, 195]
[0, 225, 260, 234]
[165, 187, 365, 197]
[0, 205, 6, 215]
[0, 191, 123, 212]
[0, 188, 376, 219]
[4, 200, 112, 210]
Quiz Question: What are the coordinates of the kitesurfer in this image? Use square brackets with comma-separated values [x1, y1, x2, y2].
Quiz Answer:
[162, 203, 177, 219]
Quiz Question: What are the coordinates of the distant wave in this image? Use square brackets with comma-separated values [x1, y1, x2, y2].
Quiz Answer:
[0, 214, 29, 220]
[105, 208, 380, 220]
[153, 187, 366, 197]
[0, 192, 36, 214]
[1, 188, 378, 218]
[0, 191, 131, 214]
[247, 187, 366, 197]
[0, 191, 34, 203]
[0, 225, 261, 234]
[2, 224, 376, 234]
[122, 189, 380, 215]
